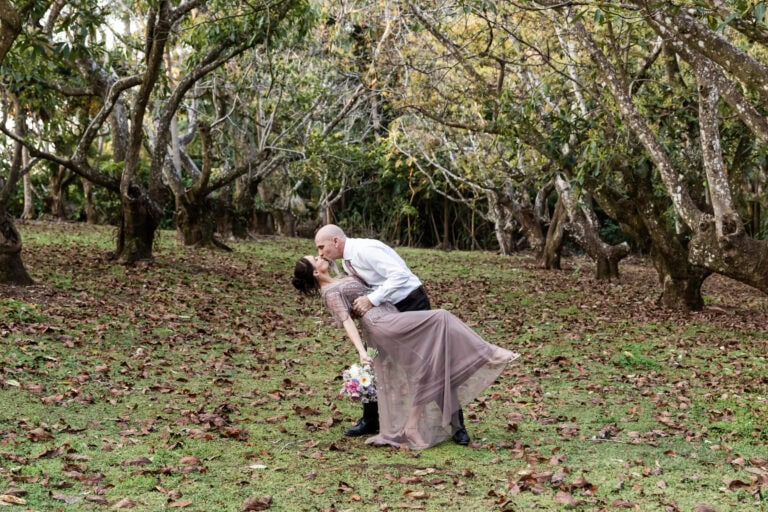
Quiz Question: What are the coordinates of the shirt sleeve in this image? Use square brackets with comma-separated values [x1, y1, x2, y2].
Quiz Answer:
[323, 288, 351, 325]
[362, 245, 415, 306]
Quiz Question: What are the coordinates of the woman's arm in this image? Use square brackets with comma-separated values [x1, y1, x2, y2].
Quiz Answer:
[341, 318, 374, 365]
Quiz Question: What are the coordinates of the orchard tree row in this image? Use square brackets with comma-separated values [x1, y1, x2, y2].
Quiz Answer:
[1, 0, 767, 310]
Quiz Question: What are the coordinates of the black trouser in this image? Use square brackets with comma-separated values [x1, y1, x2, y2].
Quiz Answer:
[394, 286, 431, 313]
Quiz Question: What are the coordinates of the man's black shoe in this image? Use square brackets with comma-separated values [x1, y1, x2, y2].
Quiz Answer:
[452, 408, 470, 445]
[452, 427, 470, 446]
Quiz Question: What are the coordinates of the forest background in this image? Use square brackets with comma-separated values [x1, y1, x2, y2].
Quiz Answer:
[1, 0, 767, 510]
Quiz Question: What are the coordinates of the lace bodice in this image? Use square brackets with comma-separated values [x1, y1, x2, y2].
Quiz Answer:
[321, 277, 398, 325]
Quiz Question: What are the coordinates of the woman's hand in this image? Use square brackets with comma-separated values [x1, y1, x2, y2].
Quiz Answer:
[359, 352, 373, 366]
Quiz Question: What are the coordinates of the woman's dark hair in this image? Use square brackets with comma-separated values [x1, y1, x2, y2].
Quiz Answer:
[292, 257, 318, 296]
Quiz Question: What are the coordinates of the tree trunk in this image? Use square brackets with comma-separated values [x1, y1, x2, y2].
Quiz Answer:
[47, 165, 68, 219]
[272, 209, 296, 236]
[441, 193, 451, 250]
[175, 195, 231, 251]
[486, 189, 514, 255]
[22, 172, 35, 221]
[112, 184, 158, 264]
[588, 166, 709, 310]
[650, 247, 709, 310]
[81, 178, 98, 224]
[252, 210, 275, 235]
[0, 207, 34, 285]
[215, 186, 236, 241]
[541, 196, 566, 270]
[555, 175, 630, 280]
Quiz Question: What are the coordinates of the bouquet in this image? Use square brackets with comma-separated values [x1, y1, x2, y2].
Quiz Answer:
[339, 349, 378, 403]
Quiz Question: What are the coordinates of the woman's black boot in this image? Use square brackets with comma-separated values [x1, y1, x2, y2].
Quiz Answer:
[344, 401, 380, 436]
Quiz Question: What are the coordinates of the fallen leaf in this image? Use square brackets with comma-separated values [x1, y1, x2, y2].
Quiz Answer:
[112, 497, 136, 508]
[0, 495, 26, 505]
[169, 499, 193, 508]
[52, 493, 81, 504]
[27, 427, 53, 442]
[122, 457, 152, 466]
[554, 491, 577, 506]
[241, 496, 272, 511]
[403, 490, 428, 500]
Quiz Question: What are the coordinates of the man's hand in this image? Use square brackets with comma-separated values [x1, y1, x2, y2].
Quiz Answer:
[352, 296, 374, 316]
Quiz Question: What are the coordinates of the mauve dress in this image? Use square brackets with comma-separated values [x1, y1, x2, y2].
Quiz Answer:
[323, 277, 518, 449]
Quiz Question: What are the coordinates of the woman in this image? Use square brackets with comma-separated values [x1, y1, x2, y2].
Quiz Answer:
[292, 255, 520, 450]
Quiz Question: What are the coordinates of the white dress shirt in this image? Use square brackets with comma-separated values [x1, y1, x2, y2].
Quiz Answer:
[342, 238, 422, 306]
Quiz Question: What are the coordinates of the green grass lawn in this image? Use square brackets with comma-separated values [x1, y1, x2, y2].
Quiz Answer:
[1, 221, 767, 511]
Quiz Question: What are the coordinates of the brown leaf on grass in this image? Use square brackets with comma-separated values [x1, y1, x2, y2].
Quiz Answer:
[34, 444, 68, 459]
[0, 490, 25, 498]
[293, 404, 320, 417]
[169, 499, 193, 508]
[26, 383, 45, 393]
[222, 427, 249, 440]
[569, 475, 596, 493]
[178, 456, 201, 466]
[241, 496, 272, 511]
[403, 490, 428, 500]
[52, 493, 82, 504]
[692, 504, 719, 512]
[0, 494, 27, 505]
[41, 393, 65, 405]
[611, 499, 637, 508]
[121, 457, 152, 466]
[554, 491, 577, 506]
[723, 477, 752, 490]
[112, 497, 137, 508]
[27, 427, 53, 442]
[745, 466, 768, 476]
[730, 455, 746, 466]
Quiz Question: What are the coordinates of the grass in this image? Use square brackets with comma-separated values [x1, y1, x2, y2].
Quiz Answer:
[1, 221, 767, 511]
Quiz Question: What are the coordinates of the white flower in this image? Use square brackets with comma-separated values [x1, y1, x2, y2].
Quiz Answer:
[348, 364, 362, 379]
[359, 375, 371, 387]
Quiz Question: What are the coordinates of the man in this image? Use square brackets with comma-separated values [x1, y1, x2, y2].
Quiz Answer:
[314, 224, 470, 445]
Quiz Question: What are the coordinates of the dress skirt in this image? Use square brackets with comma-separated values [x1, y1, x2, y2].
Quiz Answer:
[359, 306, 517, 449]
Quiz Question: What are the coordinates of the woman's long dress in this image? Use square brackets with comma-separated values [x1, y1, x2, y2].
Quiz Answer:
[323, 277, 518, 449]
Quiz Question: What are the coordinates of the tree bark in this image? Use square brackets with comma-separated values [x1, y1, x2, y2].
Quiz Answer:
[47, 165, 69, 219]
[0, 207, 33, 285]
[175, 196, 230, 250]
[0, 92, 33, 284]
[588, 164, 709, 310]
[81, 178, 98, 224]
[486, 188, 515, 255]
[555, 175, 629, 280]
[541, 196, 565, 270]
[21, 148, 35, 220]
[113, 184, 158, 263]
